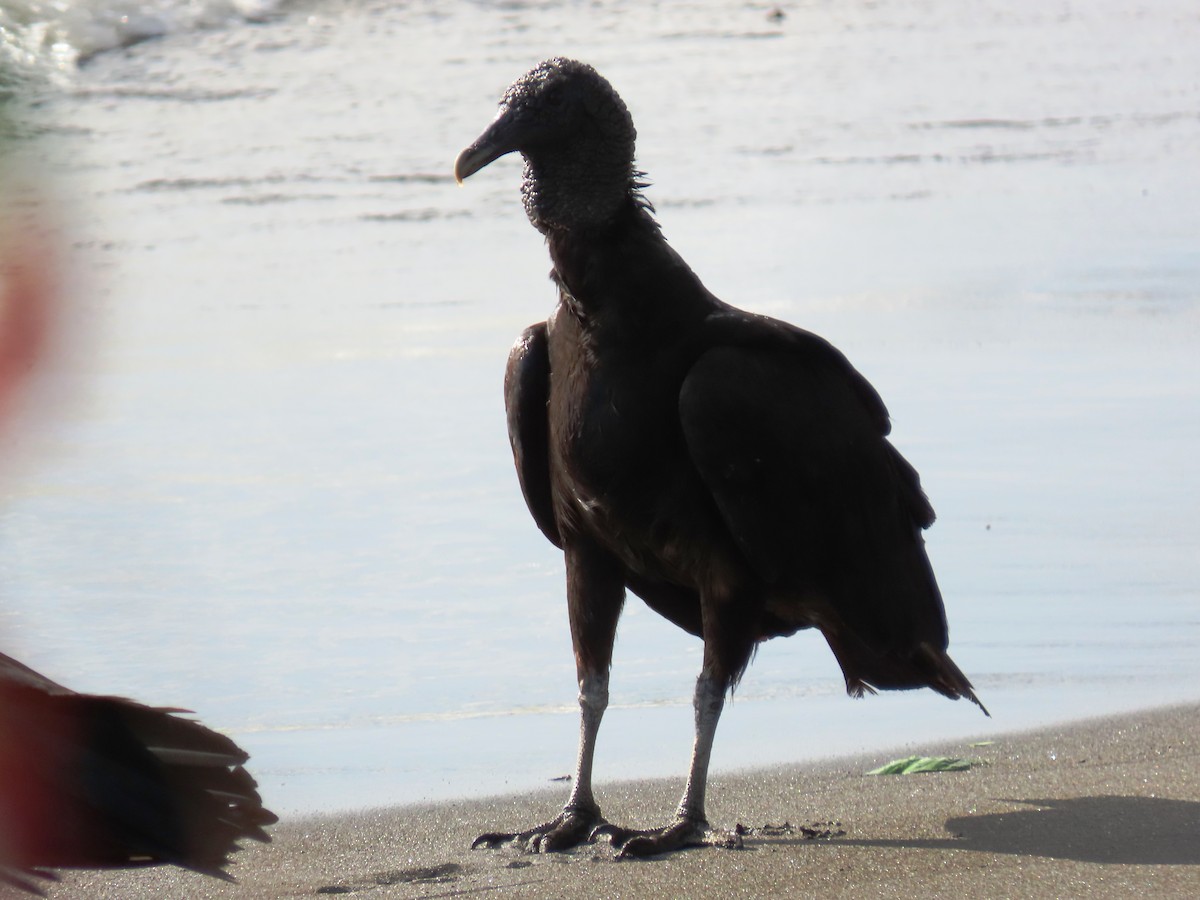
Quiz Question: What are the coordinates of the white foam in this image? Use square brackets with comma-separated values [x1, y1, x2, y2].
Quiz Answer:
[0, 0, 286, 73]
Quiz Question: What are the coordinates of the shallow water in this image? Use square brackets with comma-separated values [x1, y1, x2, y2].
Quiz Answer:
[1, 0, 1198, 814]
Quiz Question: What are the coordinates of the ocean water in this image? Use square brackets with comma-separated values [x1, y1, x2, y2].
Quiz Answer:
[0, 0, 1198, 815]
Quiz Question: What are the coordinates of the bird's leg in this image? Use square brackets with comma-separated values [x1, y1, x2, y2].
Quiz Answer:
[600, 668, 742, 857]
[601, 579, 754, 857]
[563, 669, 607, 817]
[472, 670, 610, 852]
[472, 542, 624, 853]
[676, 667, 725, 824]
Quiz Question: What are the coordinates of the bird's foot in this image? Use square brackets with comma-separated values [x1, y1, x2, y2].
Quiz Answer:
[471, 804, 605, 853]
[596, 814, 743, 858]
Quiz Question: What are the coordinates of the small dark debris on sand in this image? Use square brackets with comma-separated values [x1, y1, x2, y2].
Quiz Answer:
[316, 862, 463, 894]
[735, 821, 847, 840]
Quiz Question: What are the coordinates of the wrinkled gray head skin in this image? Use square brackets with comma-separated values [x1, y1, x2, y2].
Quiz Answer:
[455, 58, 638, 233]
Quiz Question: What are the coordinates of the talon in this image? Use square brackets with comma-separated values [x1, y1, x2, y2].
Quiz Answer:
[615, 836, 655, 859]
[613, 816, 743, 858]
[473, 805, 603, 854]
[471, 832, 513, 850]
[590, 821, 634, 845]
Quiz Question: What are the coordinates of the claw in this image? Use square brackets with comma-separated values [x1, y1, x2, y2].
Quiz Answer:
[590, 821, 636, 845]
[472, 805, 604, 854]
[475, 810, 742, 858]
[471, 832, 513, 850]
[612, 816, 743, 859]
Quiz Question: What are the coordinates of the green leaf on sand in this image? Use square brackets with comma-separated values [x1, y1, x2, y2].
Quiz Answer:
[867, 756, 979, 775]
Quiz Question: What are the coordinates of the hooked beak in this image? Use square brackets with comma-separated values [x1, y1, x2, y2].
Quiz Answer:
[454, 107, 523, 185]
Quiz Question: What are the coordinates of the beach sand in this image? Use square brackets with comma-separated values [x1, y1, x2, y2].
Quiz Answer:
[26, 702, 1199, 898]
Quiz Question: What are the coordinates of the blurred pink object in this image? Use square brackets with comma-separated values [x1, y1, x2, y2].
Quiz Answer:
[0, 178, 275, 895]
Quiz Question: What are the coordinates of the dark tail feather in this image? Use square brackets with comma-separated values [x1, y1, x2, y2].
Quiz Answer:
[825, 631, 988, 717]
[1, 656, 277, 891]
[914, 642, 989, 717]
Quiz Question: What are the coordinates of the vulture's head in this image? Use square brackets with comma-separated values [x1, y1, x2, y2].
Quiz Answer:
[454, 58, 638, 233]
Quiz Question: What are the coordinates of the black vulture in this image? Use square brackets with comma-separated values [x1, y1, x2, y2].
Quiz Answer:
[455, 57, 985, 857]
[0, 652, 276, 893]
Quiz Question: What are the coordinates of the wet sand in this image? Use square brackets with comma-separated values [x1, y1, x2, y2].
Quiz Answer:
[31, 701, 1200, 898]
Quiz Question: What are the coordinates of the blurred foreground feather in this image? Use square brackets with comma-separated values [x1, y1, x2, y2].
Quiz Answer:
[0, 653, 277, 895]
[0, 96, 275, 895]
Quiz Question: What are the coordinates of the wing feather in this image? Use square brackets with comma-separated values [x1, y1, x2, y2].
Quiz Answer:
[504, 323, 562, 548]
[678, 338, 946, 651]
[680, 340, 927, 579]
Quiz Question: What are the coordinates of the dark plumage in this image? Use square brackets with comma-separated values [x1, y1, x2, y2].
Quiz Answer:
[0, 652, 276, 894]
[456, 57, 985, 857]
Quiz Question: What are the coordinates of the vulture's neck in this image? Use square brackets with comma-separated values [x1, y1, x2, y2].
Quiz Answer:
[545, 192, 693, 336]
[520, 148, 641, 234]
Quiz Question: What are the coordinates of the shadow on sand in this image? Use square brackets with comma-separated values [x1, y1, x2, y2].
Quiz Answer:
[832, 796, 1200, 866]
